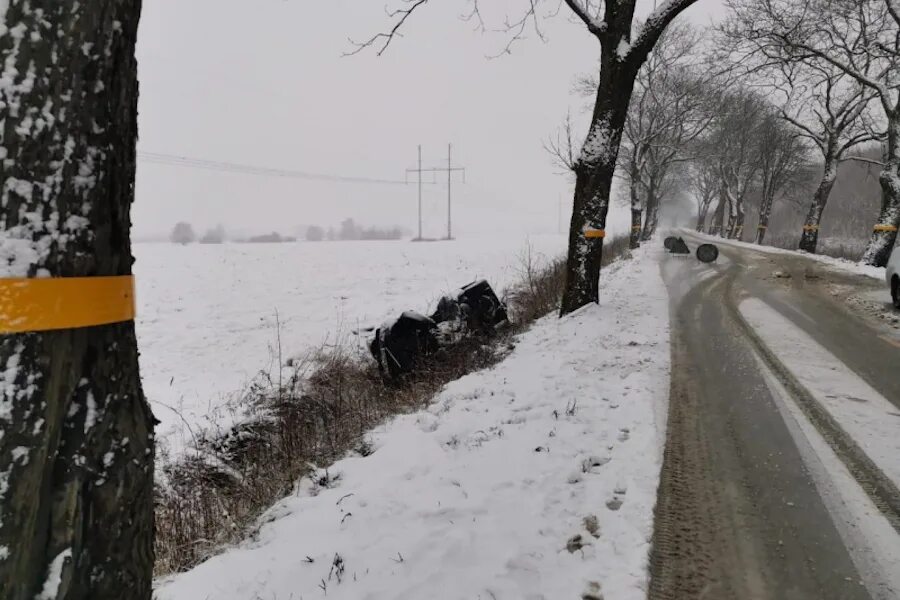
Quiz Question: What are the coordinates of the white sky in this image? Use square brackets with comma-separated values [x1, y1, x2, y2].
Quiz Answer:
[134, 0, 727, 240]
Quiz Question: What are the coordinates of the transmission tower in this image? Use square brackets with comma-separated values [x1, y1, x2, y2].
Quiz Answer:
[406, 145, 466, 240]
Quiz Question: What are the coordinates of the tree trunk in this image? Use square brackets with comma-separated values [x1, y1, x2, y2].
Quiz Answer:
[696, 196, 712, 232]
[732, 212, 745, 240]
[755, 193, 774, 244]
[862, 119, 900, 267]
[630, 208, 643, 249]
[709, 191, 726, 236]
[0, 3, 153, 600]
[727, 192, 744, 240]
[641, 187, 660, 242]
[798, 158, 838, 254]
[560, 54, 639, 315]
[629, 172, 643, 250]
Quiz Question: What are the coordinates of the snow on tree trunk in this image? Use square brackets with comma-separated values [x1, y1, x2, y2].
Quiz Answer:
[862, 119, 900, 267]
[799, 158, 838, 254]
[709, 191, 726, 236]
[629, 170, 643, 250]
[696, 194, 713, 233]
[630, 208, 643, 249]
[640, 186, 660, 242]
[560, 55, 639, 315]
[724, 189, 739, 239]
[755, 193, 774, 245]
[0, 3, 153, 599]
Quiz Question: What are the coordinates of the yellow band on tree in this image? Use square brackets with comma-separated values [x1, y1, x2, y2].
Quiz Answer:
[803, 225, 820, 231]
[631, 225, 641, 231]
[0, 275, 136, 334]
[584, 229, 606, 239]
[873, 224, 899, 232]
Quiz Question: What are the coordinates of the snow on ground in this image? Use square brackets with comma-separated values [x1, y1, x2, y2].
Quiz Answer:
[685, 230, 887, 281]
[133, 234, 566, 456]
[740, 298, 900, 490]
[154, 246, 671, 600]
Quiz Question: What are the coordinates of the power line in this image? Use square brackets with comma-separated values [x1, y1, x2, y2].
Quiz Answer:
[138, 151, 415, 186]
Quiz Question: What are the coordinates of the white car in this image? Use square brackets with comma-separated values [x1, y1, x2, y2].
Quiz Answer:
[889, 245, 900, 309]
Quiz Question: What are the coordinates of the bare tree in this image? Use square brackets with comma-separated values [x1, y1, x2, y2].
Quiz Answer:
[352, 0, 704, 314]
[721, 3, 881, 253]
[707, 89, 768, 239]
[754, 111, 811, 244]
[610, 23, 715, 245]
[0, 3, 153, 599]
[637, 73, 714, 242]
[688, 157, 719, 231]
[729, 0, 900, 265]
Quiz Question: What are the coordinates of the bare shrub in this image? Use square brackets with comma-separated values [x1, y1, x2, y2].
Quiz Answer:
[507, 236, 630, 322]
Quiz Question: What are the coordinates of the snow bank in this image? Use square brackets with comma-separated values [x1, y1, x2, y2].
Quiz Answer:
[154, 246, 671, 600]
[684, 231, 887, 281]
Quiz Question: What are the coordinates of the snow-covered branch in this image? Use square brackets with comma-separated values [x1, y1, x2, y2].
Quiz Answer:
[562, 0, 606, 37]
[628, 0, 703, 61]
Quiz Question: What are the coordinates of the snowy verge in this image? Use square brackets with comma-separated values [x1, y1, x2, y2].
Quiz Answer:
[682, 230, 886, 281]
[154, 246, 671, 600]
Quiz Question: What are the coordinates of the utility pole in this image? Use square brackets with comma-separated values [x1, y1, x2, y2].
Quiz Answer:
[406, 145, 426, 240]
[447, 144, 452, 239]
[407, 145, 465, 241]
[418, 145, 423, 240]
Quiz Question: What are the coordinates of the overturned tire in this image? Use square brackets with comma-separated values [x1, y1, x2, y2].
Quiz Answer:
[696, 243, 719, 263]
[664, 236, 677, 251]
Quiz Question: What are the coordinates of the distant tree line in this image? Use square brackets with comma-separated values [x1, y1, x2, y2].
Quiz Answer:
[170, 219, 405, 245]
[306, 218, 404, 242]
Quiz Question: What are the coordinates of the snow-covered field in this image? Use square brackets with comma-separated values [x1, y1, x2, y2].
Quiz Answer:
[154, 245, 672, 600]
[134, 235, 566, 456]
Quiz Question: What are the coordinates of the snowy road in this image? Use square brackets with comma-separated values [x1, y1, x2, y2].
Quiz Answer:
[650, 233, 900, 600]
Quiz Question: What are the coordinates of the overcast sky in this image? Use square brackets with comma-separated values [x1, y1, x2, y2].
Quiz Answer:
[133, 0, 728, 240]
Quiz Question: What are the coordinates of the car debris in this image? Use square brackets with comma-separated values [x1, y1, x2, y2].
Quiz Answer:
[370, 280, 508, 378]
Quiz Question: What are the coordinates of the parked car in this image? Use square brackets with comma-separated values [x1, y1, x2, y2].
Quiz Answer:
[889, 245, 900, 309]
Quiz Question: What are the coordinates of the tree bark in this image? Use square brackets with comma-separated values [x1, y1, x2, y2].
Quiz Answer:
[640, 185, 660, 242]
[798, 157, 838, 254]
[862, 118, 900, 267]
[629, 168, 643, 250]
[709, 191, 726, 236]
[630, 208, 643, 249]
[725, 195, 737, 239]
[732, 212, 745, 240]
[696, 195, 713, 232]
[0, 3, 153, 599]
[755, 193, 774, 244]
[560, 53, 640, 315]
[726, 189, 745, 240]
